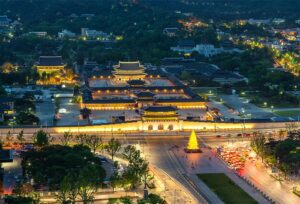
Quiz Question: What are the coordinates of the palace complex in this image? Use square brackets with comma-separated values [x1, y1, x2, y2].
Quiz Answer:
[81, 61, 206, 110]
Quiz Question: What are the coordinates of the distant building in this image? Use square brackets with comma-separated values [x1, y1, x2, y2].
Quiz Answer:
[193, 44, 222, 57]
[80, 14, 95, 19]
[171, 39, 195, 54]
[58, 29, 76, 39]
[28, 31, 47, 37]
[84, 60, 99, 71]
[10, 20, 22, 28]
[161, 57, 196, 68]
[0, 16, 11, 27]
[81, 28, 109, 40]
[211, 71, 248, 85]
[247, 18, 270, 26]
[36, 56, 65, 75]
[295, 19, 300, 25]
[272, 18, 285, 25]
[163, 27, 179, 37]
[0, 97, 15, 121]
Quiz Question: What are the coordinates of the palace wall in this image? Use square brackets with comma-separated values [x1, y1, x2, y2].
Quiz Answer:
[0, 121, 291, 136]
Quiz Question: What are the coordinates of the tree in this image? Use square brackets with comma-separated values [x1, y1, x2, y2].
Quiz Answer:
[278, 129, 286, 140]
[16, 111, 40, 125]
[61, 131, 73, 146]
[86, 135, 103, 153]
[76, 134, 87, 145]
[17, 130, 25, 144]
[77, 165, 102, 204]
[5, 131, 14, 144]
[33, 130, 50, 147]
[180, 71, 192, 80]
[138, 193, 166, 204]
[251, 132, 266, 161]
[1, 62, 17, 73]
[56, 174, 73, 204]
[21, 145, 105, 190]
[287, 130, 300, 140]
[280, 163, 290, 179]
[105, 138, 121, 161]
[122, 145, 152, 189]
[67, 172, 79, 204]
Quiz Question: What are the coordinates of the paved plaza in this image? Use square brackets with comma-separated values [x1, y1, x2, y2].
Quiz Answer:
[208, 94, 275, 120]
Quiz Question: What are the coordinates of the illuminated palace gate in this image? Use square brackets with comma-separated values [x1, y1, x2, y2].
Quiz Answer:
[140, 106, 183, 131]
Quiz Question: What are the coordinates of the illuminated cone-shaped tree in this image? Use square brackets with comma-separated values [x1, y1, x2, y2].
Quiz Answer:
[185, 130, 202, 153]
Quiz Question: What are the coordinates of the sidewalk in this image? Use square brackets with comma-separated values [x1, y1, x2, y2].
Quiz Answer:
[171, 146, 270, 204]
[244, 161, 300, 204]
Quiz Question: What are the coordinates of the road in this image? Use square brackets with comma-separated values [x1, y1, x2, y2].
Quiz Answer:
[2, 131, 298, 204]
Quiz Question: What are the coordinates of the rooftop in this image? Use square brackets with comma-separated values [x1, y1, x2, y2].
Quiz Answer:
[136, 91, 155, 98]
[177, 39, 195, 47]
[211, 71, 244, 80]
[0, 104, 10, 112]
[164, 27, 179, 32]
[0, 15, 11, 22]
[115, 61, 145, 71]
[38, 56, 64, 66]
[0, 97, 14, 103]
[144, 106, 177, 112]
[127, 80, 146, 86]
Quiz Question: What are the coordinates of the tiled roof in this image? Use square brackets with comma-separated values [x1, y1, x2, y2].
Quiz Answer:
[0, 16, 10, 22]
[116, 61, 144, 70]
[127, 80, 146, 86]
[0, 97, 14, 103]
[136, 91, 155, 98]
[144, 106, 177, 112]
[38, 56, 64, 66]
[0, 104, 10, 112]
[177, 39, 195, 47]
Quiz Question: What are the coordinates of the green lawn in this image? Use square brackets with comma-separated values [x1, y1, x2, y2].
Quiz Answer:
[197, 173, 257, 204]
[274, 110, 300, 117]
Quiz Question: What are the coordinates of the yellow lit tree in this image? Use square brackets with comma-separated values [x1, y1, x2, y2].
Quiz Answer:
[187, 130, 199, 150]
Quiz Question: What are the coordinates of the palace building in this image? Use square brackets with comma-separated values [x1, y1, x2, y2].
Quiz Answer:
[113, 61, 146, 82]
[141, 106, 181, 131]
[81, 61, 206, 110]
[36, 56, 65, 75]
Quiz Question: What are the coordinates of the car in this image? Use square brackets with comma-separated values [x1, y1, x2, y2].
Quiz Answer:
[216, 135, 222, 138]
[237, 133, 242, 137]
